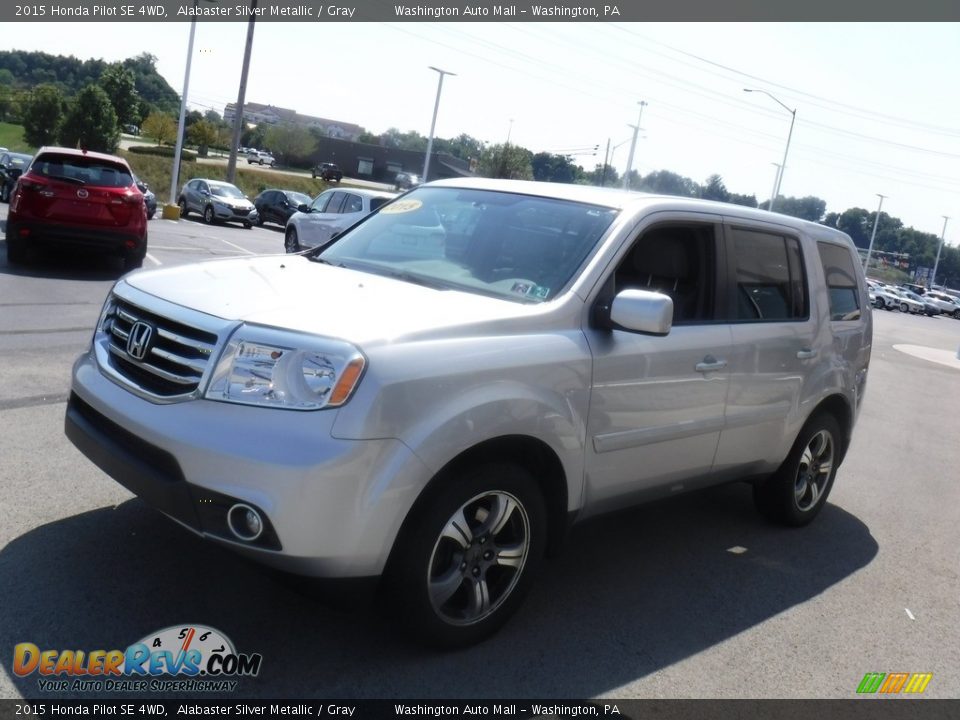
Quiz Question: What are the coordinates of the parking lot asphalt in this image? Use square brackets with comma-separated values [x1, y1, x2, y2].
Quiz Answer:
[1, 204, 958, 700]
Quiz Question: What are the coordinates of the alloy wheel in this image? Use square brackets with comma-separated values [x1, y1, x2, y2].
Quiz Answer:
[793, 429, 834, 513]
[426, 490, 530, 627]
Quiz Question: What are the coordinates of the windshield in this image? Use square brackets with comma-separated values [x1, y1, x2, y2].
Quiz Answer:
[319, 187, 619, 303]
[32, 153, 132, 188]
[210, 184, 244, 199]
[288, 192, 311, 206]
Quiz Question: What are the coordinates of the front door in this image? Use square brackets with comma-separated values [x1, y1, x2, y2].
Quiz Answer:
[583, 219, 731, 515]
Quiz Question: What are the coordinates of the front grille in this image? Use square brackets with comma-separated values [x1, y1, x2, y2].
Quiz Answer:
[104, 298, 219, 397]
[234, 207, 250, 216]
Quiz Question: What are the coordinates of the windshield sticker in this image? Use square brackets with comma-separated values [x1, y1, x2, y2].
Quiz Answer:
[380, 199, 422, 214]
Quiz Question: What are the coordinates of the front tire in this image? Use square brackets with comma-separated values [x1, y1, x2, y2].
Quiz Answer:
[754, 413, 841, 527]
[873, 297, 885, 309]
[900, 303, 909, 313]
[204, 206, 215, 224]
[383, 463, 546, 648]
[284, 227, 300, 253]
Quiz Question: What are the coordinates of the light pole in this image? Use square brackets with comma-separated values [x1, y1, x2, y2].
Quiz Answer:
[226, 0, 258, 184]
[931, 216, 949, 288]
[422, 66, 456, 183]
[165, 0, 200, 214]
[767, 163, 781, 211]
[744, 88, 796, 212]
[506, 118, 514, 145]
[863, 194, 887, 274]
[622, 100, 647, 190]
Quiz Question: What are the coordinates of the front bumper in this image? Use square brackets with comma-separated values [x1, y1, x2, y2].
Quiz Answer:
[67, 350, 430, 578]
[212, 205, 256, 224]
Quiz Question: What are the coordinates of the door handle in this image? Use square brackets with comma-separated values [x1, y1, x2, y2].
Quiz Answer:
[797, 348, 819, 360]
[695, 356, 727, 373]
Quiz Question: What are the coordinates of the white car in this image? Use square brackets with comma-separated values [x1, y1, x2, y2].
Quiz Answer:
[870, 286, 901, 310]
[921, 290, 960, 318]
[247, 151, 276, 167]
[886, 288, 925, 314]
[284, 187, 397, 252]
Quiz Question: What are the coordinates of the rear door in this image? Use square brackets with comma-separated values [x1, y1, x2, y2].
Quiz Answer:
[712, 220, 819, 480]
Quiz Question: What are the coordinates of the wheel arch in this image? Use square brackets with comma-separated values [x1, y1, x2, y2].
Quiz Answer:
[386, 434, 571, 574]
[808, 393, 853, 465]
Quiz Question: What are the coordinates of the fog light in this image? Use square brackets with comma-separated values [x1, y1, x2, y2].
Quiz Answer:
[227, 503, 264, 542]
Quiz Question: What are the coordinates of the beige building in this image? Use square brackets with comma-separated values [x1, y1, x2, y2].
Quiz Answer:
[223, 102, 363, 141]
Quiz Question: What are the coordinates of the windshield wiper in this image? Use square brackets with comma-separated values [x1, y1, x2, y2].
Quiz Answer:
[47, 174, 86, 185]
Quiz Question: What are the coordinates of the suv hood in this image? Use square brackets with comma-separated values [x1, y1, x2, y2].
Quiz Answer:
[123, 255, 541, 345]
[211, 196, 253, 209]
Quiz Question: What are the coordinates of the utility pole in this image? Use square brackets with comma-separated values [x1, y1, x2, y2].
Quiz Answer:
[863, 193, 887, 274]
[227, 0, 257, 184]
[422, 66, 456, 182]
[931, 216, 949, 288]
[622, 100, 646, 190]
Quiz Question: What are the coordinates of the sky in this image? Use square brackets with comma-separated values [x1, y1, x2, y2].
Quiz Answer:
[7, 21, 960, 244]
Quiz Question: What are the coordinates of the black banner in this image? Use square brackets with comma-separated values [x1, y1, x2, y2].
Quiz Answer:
[0, 700, 958, 720]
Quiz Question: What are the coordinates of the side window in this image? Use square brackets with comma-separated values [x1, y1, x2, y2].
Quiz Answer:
[613, 224, 717, 324]
[325, 191, 346, 214]
[730, 227, 808, 321]
[818, 242, 861, 321]
[343, 194, 363, 213]
[311, 192, 332, 213]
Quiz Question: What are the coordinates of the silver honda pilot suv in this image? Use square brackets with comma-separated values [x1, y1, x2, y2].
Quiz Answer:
[67, 178, 872, 647]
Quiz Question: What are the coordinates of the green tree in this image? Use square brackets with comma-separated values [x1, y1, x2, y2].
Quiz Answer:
[700, 174, 730, 202]
[60, 84, 119, 152]
[264, 123, 315, 163]
[100, 62, 140, 127]
[762, 195, 827, 222]
[531, 152, 583, 183]
[638, 169, 698, 197]
[21, 83, 65, 147]
[728, 192, 758, 208]
[477, 143, 533, 180]
[188, 119, 218, 155]
[141, 111, 177, 146]
[582, 163, 619, 187]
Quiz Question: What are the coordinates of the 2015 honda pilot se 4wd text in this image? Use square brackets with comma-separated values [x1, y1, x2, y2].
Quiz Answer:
[66, 179, 872, 647]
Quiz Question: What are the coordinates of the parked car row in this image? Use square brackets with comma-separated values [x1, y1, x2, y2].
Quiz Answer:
[867, 279, 960, 318]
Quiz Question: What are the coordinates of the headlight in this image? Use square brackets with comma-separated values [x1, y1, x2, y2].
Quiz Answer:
[205, 327, 365, 410]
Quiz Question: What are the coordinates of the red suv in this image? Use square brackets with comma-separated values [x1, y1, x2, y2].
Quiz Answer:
[6, 147, 148, 271]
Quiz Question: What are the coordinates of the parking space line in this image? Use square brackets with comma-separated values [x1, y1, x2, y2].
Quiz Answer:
[146, 252, 162, 266]
[219, 238, 255, 255]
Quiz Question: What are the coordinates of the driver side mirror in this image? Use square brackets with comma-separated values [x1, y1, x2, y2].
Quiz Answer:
[608, 289, 673, 336]
[298, 203, 310, 213]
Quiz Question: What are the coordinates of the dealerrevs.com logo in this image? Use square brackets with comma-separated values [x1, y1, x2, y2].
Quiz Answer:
[14, 625, 262, 693]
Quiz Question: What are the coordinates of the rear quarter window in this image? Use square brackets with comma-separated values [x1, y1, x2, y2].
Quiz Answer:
[817, 241, 862, 321]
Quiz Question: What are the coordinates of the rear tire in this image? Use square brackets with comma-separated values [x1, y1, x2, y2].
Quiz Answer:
[178, 198, 189, 218]
[122, 252, 144, 272]
[6, 235, 26, 264]
[873, 297, 884, 309]
[284, 227, 300, 253]
[382, 463, 546, 648]
[754, 413, 841, 527]
[0, 183, 9, 203]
